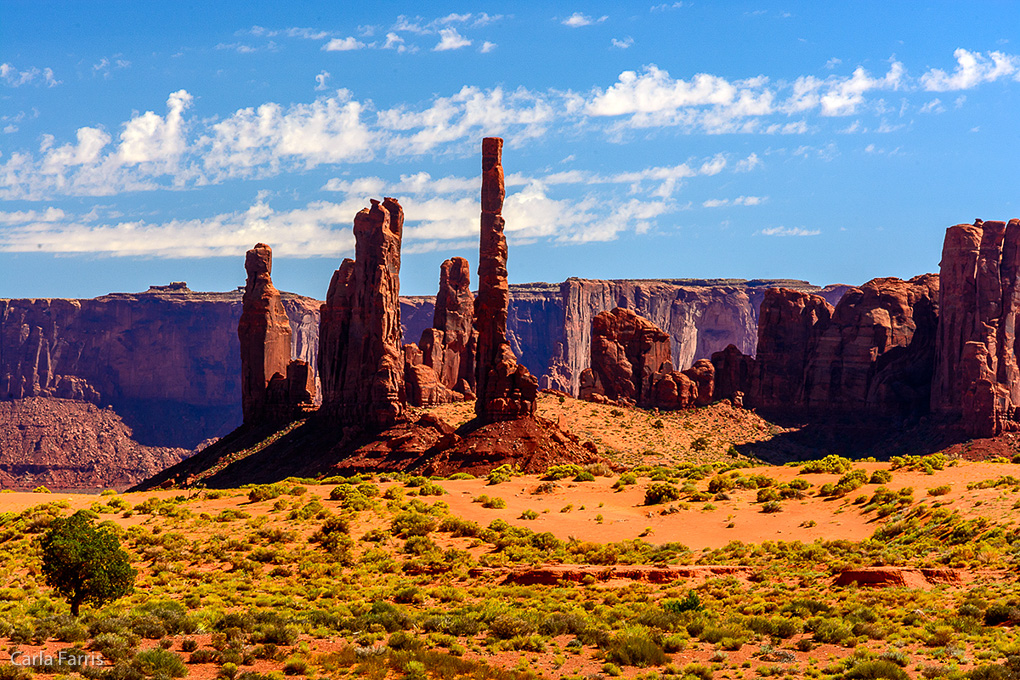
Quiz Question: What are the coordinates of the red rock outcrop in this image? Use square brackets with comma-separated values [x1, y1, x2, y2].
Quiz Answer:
[238, 244, 314, 424]
[0, 397, 191, 490]
[579, 308, 671, 404]
[932, 219, 1020, 437]
[800, 275, 939, 416]
[404, 257, 477, 407]
[474, 137, 538, 422]
[579, 307, 715, 410]
[318, 198, 405, 428]
[711, 344, 754, 406]
[751, 288, 834, 410]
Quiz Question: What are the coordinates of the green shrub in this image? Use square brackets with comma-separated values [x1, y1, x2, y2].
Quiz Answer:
[869, 470, 893, 484]
[604, 630, 666, 667]
[844, 660, 909, 680]
[132, 648, 187, 678]
[487, 464, 518, 485]
[645, 483, 682, 505]
[928, 485, 952, 496]
[801, 455, 853, 474]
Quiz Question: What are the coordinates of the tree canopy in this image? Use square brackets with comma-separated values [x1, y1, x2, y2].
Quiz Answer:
[39, 510, 136, 616]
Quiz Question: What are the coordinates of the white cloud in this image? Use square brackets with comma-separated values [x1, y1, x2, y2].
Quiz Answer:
[215, 42, 258, 53]
[703, 196, 764, 207]
[611, 37, 634, 49]
[562, 12, 606, 27]
[434, 28, 471, 51]
[735, 153, 761, 172]
[202, 90, 374, 179]
[758, 226, 820, 236]
[920, 48, 1020, 91]
[323, 37, 365, 51]
[378, 85, 553, 154]
[0, 207, 66, 224]
[1, 62, 60, 87]
[315, 71, 331, 91]
[825, 58, 842, 70]
[650, 3, 683, 11]
[480, 41, 497, 53]
[0, 196, 360, 258]
[118, 90, 193, 165]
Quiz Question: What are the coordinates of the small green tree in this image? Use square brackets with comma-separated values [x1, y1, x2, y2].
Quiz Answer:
[39, 511, 136, 616]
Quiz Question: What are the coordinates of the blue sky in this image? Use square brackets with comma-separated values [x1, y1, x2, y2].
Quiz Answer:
[2, 1, 1019, 299]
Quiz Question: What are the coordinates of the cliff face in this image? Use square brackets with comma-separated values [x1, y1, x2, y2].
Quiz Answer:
[401, 278, 847, 396]
[1, 285, 320, 448]
[1, 276, 844, 452]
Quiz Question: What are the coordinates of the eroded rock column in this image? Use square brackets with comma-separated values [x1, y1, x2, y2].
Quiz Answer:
[238, 244, 314, 424]
[474, 137, 538, 422]
[319, 199, 405, 428]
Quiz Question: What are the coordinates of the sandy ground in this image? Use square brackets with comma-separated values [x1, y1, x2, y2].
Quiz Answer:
[5, 459, 1020, 552]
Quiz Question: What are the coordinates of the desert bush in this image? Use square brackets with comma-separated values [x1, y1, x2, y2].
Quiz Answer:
[486, 464, 518, 485]
[132, 648, 187, 678]
[844, 660, 909, 680]
[870, 470, 893, 484]
[801, 455, 853, 474]
[604, 630, 666, 667]
[391, 511, 437, 537]
[645, 483, 682, 505]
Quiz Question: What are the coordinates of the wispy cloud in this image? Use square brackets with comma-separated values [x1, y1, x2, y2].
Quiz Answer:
[562, 12, 607, 27]
[322, 37, 365, 51]
[611, 37, 634, 49]
[758, 226, 820, 236]
[702, 196, 764, 208]
[1, 62, 60, 88]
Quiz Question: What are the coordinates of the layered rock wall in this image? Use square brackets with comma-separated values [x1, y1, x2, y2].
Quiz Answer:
[1, 287, 320, 447]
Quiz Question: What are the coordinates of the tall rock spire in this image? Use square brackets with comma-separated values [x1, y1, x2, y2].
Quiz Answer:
[238, 243, 314, 424]
[474, 137, 538, 422]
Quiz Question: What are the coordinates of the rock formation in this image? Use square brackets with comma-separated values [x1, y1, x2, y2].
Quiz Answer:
[801, 275, 939, 416]
[474, 137, 538, 422]
[1, 287, 320, 448]
[579, 308, 671, 404]
[751, 289, 834, 410]
[932, 219, 1020, 437]
[403, 257, 477, 407]
[238, 243, 314, 424]
[711, 344, 754, 406]
[318, 198, 405, 428]
[579, 307, 715, 410]
[0, 397, 192, 491]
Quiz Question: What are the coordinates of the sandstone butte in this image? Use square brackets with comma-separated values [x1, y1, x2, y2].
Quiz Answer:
[578, 307, 715, 411]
